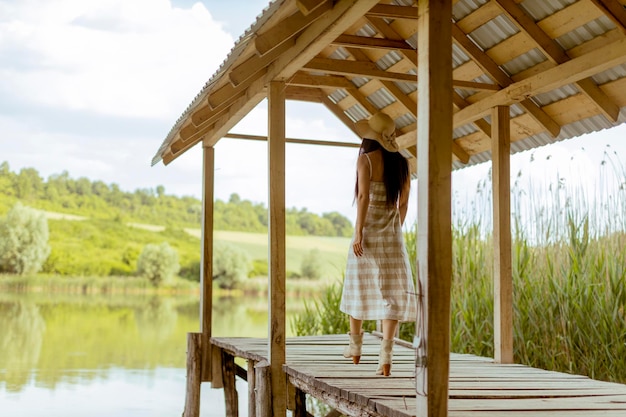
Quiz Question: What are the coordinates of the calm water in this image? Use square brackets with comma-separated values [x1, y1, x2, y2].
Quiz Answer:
[0, 292, 305, 416]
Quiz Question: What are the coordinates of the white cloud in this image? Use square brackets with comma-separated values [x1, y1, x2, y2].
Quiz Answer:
[0, 0, 232, 119]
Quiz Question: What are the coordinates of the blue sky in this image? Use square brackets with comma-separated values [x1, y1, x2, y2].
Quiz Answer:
[1, 0, 625, 224]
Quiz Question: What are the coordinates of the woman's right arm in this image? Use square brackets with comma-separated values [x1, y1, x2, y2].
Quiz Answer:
[353, 154, 370, 257]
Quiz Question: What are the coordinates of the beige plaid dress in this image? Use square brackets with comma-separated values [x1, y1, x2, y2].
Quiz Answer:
[340, 181, 417, 322]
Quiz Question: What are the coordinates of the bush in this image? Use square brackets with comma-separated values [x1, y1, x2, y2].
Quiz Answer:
[213, 243, 249, 290]
[249, 259, 268, 277]
[300, 248, 323, 280]
[136, 242, 180, 286]
[0, 202, 50, 274]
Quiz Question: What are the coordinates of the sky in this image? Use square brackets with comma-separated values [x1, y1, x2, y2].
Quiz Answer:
[2, 0, 626, 225]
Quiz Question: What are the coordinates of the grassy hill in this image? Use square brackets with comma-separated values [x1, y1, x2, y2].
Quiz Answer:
[34, 212, 350, 283]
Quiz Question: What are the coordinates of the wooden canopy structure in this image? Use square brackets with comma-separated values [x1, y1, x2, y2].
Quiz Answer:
[153, 1, 626, 416]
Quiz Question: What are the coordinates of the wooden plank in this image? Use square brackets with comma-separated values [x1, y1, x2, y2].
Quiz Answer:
[268, 80, 287, 417]
[200, 144, 214, 382]
[537, 1, 604, 39]
[491, 106, 513, 364]
[416, 1, 453, 417]
[287, 72, 354, 89]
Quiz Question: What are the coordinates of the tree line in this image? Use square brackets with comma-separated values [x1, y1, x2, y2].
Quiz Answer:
[0, 161, 353, 237]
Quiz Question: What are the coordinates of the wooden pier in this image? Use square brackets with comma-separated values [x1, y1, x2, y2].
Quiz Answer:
[205, 333, 626, 417]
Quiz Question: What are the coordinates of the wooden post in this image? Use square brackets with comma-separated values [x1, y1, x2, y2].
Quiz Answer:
[294, 387, 307, 417]
[248, 361, 256, 417]
[268, 80, 287, 417]
[222, 351, 239, 417]
[200, 142, 215, 381]
[183, 332, 202, 417]
[416, 1, 453, 416]
[492, 105, 514, 364]
[255, 360, 272, 417]
[210, 344, 224, 389]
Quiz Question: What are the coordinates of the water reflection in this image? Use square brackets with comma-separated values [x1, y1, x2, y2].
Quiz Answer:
[0, 292, 304, 416]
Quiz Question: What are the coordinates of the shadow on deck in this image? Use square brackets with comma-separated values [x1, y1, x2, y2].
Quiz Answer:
[207, 333, 626, 417]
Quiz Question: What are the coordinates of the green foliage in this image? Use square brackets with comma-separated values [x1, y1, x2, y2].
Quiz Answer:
[300, 248, 323, 280]
[249, 259, 268, 278]
[0, 164, 353, 237]
[0, 203, 51, 275]
[291, 282, 357, 336]
[136, 242, 180, 287]
[213, 243, 250, 290]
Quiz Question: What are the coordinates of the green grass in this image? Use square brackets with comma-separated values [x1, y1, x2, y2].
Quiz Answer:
[214, 230, 350, 282]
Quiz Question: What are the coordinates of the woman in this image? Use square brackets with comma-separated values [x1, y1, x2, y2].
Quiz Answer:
[340, 112, 417, 376]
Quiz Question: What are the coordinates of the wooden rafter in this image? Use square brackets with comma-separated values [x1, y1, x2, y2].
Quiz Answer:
[287, 72, 354, 89]
[451, 22, 561, 137]
[364, 4, 418, 20]
[331, 34, 414, 51]
[229, 39, 295, 87]
[303, 57, 417, 82]
[254, 1, 332, 56]
[589, 0, 626, 35]
[494, 0, 620, 122]
[454, 37, 626, 127]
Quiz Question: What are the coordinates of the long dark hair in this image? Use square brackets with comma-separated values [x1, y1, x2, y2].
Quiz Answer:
[354, 139, 409, 206]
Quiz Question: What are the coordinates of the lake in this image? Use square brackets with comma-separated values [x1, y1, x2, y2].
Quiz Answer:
[0, 292, 307, 416]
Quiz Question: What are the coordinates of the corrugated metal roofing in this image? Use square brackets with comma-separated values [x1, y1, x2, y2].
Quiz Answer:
[154, 0, 626, 176]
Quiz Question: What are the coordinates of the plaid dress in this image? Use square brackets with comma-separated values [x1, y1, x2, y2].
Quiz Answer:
[340, 181, 417, 322]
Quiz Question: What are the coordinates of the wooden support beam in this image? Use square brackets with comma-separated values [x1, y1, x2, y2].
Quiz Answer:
[415, 1, 452, 416]
[491, 106, 514, 365]
[321, 95, 360, 137]
[365, 4, 418, 20]
[303, 57, 417, 82]
[210, 344, 224, 389]
[285, 85, 324, 102]
[451, 23, 561, 137]
[255, 1, 332, 56]
[331, 34, 414, 51]
[200, 144, 214, 382]
[287, 72, 354, 89]
[494, 0, 619, 122]
[255, 361, 272, 417]
[297, 0, 327, 16]
[224, 133, 360, 148]
[294, 387, 307, 417]
[454, 37, 626, 127]
[268, 81, 287, 417]
[365, 16, 418, 64]
[247, 361, 256, 417]
[183, 333, 202, 417]
[222, 351, 239, 417]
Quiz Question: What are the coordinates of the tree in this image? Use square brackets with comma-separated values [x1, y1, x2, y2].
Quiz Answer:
[0, 202, 50, 275]
[301, 248, 323, 280]
[213, 243, 249, 290]
[136, 242, 180, 286]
